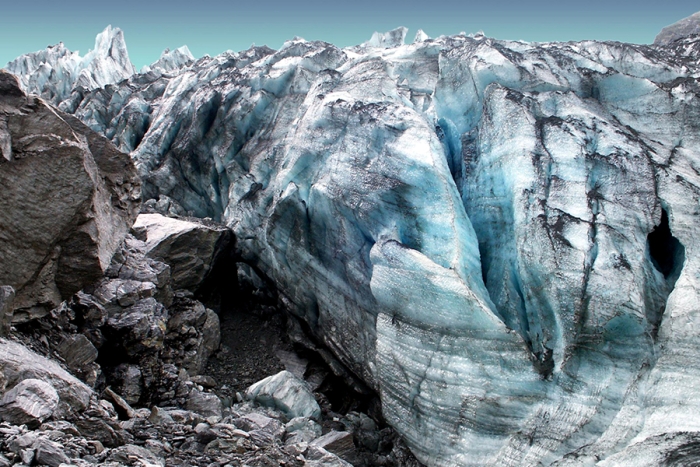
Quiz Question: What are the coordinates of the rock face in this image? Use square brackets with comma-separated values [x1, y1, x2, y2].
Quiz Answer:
[8, 20, 700, 466]
[654, 11, 700, 45]
[0, 71, 140, 318]
[131, 213, 233, 291]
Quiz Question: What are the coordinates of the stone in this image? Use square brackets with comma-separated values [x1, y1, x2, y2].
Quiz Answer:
[245, 370, 321, 420]
[304, 445, 353, 467]
[56, 334, 98, 371]
[0, 71, 140, 316]
[107, 444, 165, 467]
[148, 406, 174, 425]
[34, 438, 69, 467]
[194, 423, 217, 444]
[107, 364, 142, 405]
[0, 286, 14, 336]
[104, 387, 138, 419]
[75, 418, 129, 448]
[190, 375, 217, 388]
[0, 339, 92, 418]
[131, 213, 233, 292]
[186, 390, 222, 419]
[0, 379, 59, 427]
[285, 417, 322, 445]
[311, 431, 357, 465]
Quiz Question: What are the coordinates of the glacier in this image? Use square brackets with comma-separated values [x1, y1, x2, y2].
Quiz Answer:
[6, 23, 700, 466]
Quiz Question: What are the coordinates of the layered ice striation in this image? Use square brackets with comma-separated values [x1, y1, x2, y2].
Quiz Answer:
[8, 26, 700, 466]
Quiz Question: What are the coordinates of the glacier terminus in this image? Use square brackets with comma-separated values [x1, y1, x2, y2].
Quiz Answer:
[5, 13, 700, 467]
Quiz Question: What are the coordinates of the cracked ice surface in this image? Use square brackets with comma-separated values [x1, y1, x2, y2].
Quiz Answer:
[9, 30, 700, 466]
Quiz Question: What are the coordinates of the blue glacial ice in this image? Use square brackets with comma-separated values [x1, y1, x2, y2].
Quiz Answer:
[8, 28, 700, 466]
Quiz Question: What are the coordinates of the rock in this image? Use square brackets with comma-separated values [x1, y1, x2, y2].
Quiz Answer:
[195, 309, 220, 374]
[56, 334, 98, 371]
[0, 339, 92, 417]
[234, 413, 285, 447]
[305, 445, 353, 467]
[186, 390, 222, 419]
[0, 379, 59, 427]
[245, 370, 321, 420]
[107, 364, 142, 405]
[0, 71, 140, 316]
[163, 297, 220, 376]
[0, 286, 14, 336]
[148, 406, 174, 425]
[75, 417, 129, 448]
[285, 417, 322, 445]
[131, 213, 233, 291]
[190, 375, 217, 388]
[194, 423, 217, 444]
[104, 387, 138, 420]
[654, 11, 700, 45]
[107, 444, 165, 467]
[34, 437, 69, 467]
[310, 431, 358, 464]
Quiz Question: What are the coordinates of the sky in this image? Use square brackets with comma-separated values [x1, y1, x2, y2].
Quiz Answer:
[0, 0, 698, 69]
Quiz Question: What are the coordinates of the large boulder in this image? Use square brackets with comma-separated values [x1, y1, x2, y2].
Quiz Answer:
[0, 379, 59, 428]
[131, 213, 232, 291]
[0, 71, 140, 318]
[0, 338, 92, 418]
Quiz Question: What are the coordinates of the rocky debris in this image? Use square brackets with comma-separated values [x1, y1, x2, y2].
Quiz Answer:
[131, 213, 233, 292]
[0, 287, 13, 337]
[0, 71, 140, 318]
[206, 308, 291, 394]
[0, 379, 59, 428]
[246, 370, 321, 420]
[163, 296, 220, 376]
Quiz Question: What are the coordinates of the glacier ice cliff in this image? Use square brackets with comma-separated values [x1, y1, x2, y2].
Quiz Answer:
[7, 24, 700, 466]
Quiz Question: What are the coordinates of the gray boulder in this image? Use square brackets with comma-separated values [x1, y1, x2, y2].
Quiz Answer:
[0, 71, 140, 317]
[131, 213, 232, 291]
[245, 370, 321, 420]
[0, 339, 92, 417]
[0, 379, 59, 427]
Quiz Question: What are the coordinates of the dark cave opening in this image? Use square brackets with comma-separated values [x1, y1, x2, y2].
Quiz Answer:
[648, 208, 685, 281]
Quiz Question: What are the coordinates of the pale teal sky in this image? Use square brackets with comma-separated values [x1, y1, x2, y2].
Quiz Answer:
[1, 0, 697, 69]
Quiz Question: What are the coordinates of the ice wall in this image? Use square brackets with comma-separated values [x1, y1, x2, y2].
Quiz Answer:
[9, 29, 700, 466]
